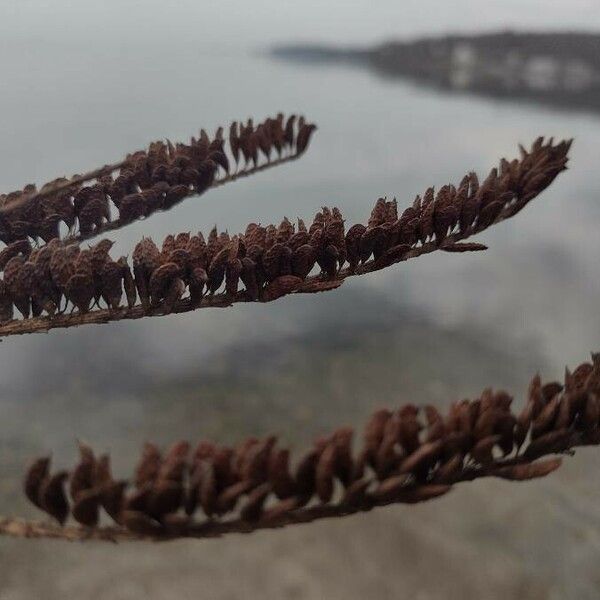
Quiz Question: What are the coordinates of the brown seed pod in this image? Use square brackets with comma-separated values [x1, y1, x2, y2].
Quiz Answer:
[471, 435, 501, 465]
[368, 198, 387, 229]
[397, 407, 422, 454]
[239, 437, 275, 485]
[147, 481, 185, 519]
[72, 488, 102, 527]
[315, 443, 337, 503]
[359, 226, 386, 263]
[240, 257, 258, 301]
[554, 393, 573, 430]
[69, 442, 96, 501]
[216, 480, 253, 515]
[167, 248, 191, 274]
[65, 271, 95, 313]
[287, 231, 310, 252]
[161, 235, 177, 261]
[240, 483, 271, 522]
[163, 184, 190, 210]
[149, 262, 180, 305]
[395, 212, 419, 247]
[582, 394, 600, 430]
[268, 448, 296, 500]
[291, 244, 317, 279]
[433, 454, 464, 483]
[0, 240, 31, 269]
[294, 449, 320, 500]
[363, 409, 392, 464]
[473, 407, 501, 441]
[0, 280, 15, 322]
[23, 457, 50, 509]
[530, 395, 561, 439]
[199, 462, 218, 517]
[189, 267, 208, 306]
[229, 121, 240, 164]
[39, 471, 69, 525]
[100, 259, 124, 309]
[48, 247, 71, 292]
[398, 440, 443, 475]
[262, 243, 287, 281]
[523, 429, 573, 460]
[118, 257, 137, 308]
[225, 258, 242, 296]
[585, 354, 600, 392]
[118, 193, 146, 224]
[123, 485, 152, 514]
[4, 256, 30, 318]
[100, 480, 127, 523]
[425, 405, 445, 442]
[212, 446, 235, 489]
[376, 243, 411, 267]
[341, 479, 371, 507]
[296, 124, 317, 155]
[135, 443, 162, 489]
[542, 382, 564, 402]
[317, 244, 339, 278]
[371, 475, 411, 502]
[186, 234, 207, 268]
[160, 441, 189, 477]
[374, 414, 403, 478]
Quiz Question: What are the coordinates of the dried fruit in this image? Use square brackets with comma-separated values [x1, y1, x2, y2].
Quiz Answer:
[0, 138, 571, 337]
[20, 355, 600, 541]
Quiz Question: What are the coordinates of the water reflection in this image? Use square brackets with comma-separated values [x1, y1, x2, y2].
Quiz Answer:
[273, 32, 600, 115]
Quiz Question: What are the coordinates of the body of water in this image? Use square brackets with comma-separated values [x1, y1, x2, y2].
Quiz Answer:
[1, 17, 600, 599]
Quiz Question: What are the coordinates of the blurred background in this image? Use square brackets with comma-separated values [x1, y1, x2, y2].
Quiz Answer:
[2, 1, 600, 598]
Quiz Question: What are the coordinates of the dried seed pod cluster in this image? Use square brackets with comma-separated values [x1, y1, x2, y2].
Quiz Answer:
[0, 114, 316, 244]
[0, 138, 572, 335]
[0, 238, 135, 319]
[23, 354, 599, 537]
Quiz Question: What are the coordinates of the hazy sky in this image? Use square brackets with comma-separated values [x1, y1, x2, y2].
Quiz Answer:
[2, 0, 600, 49]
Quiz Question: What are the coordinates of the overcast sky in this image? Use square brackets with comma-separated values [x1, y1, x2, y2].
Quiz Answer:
[2, 0, 600, 49]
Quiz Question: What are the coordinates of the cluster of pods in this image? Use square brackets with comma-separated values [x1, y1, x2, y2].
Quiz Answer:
[24, 354, 600, 533]
[0, 114, 316, 243]
[0, 137, 572, 324]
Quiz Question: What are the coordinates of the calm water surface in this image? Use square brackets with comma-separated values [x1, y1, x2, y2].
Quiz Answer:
[1, 35, 600, 600]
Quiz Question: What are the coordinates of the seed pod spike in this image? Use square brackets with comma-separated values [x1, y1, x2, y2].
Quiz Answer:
[14, 353, 600, 541]
[1, 114, 316, 245]
[0, 138, 570, 338]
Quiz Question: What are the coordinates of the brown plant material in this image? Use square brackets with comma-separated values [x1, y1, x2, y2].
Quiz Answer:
[6, 353, 597, 543]
[0, 114, 316, 244]
[0, 137, 571, 338]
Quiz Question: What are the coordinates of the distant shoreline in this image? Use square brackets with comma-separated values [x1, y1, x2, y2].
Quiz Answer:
[271, 31, 600, 114]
